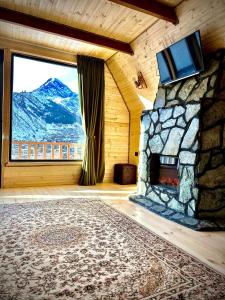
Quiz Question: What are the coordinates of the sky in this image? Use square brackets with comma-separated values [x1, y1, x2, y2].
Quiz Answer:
[13, 56, 78, 93]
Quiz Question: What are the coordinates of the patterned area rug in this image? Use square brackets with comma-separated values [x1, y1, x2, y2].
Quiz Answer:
[0, 198, 225, 299]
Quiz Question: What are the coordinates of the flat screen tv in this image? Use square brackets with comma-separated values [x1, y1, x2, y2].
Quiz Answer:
[156, 31, 204, 85]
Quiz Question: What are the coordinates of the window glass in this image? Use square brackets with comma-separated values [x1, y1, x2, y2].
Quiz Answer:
[11, 55, 84, 161]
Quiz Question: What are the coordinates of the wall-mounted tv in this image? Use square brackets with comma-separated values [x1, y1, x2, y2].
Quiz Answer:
[156, 31, 204, 85]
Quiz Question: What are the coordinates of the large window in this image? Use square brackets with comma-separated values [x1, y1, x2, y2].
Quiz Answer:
[10, 54, 84, 161]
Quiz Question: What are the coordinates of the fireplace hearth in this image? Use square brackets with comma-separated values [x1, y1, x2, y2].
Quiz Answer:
[129, 49, 225, 230]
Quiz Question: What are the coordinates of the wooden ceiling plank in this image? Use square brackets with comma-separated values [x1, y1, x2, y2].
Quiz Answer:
[0, 6, 133, 55]
[108, 0, 179, 25]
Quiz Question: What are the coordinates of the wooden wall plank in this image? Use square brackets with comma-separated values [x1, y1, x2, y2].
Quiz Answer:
[107, 0, 225, 165]
[0, 7, 133, 54]
[108, 0, 178, 25]
[0, 0, 159, 43]
[104, 66, 129, 183]
[1, 40, 129, 187]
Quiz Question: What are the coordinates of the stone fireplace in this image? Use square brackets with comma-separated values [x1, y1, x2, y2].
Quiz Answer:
[138, 103, 200, 217]
[130, 49, 225, 230]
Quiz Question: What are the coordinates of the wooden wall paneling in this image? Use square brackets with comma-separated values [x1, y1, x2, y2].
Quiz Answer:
[0, 37, 76, 63]
[108, 0, 179, 25]
[0, 23, 116, 60]
[107, 0, 225, 166]
[107, 52, 147, 164]
[104, 65, 129, 183]
[0, 0, 159, 42]
[0, 39, 129, 187]
[3, 165, 82, 187]
[0, 7, 133, 54]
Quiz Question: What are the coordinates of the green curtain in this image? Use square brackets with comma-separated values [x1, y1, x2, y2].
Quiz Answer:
[77, 55, 105, 185]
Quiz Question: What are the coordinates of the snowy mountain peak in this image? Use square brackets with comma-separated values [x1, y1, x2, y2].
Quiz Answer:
[44, 78, 63, 86]
[12, 79, 83, 143]
[33, 78, 73, 98]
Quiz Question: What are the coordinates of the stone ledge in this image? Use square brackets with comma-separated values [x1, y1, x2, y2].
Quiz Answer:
[129, 194, 225, 231]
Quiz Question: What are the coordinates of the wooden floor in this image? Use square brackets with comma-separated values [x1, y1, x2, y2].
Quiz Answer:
[0, 183, 225, 275]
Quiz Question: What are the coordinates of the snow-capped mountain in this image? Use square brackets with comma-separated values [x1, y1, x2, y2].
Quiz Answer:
[12, 78, 84, 143]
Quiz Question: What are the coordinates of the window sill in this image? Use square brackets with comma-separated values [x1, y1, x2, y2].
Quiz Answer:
[5, 161, 82, 167]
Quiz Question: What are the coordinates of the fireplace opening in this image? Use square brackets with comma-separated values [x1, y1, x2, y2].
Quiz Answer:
[150, 154, 179, 188]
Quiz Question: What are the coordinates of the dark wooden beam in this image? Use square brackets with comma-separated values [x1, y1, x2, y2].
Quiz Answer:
[108, 0, 179, 25]
[0, 7, 133, 55]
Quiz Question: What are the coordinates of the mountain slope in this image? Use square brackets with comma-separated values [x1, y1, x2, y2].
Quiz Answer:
[12, 78, 84, 143]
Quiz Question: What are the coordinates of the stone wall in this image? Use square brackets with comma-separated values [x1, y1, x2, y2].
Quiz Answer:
[137, 49, 225, 220]
[138, 103, 200, 216]
[154, 49, 225, 109]
[139, 104, 200, 217]
[197, 98, 225, 219]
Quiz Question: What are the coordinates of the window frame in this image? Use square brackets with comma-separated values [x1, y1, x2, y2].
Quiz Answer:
[9, 53, 84, 163]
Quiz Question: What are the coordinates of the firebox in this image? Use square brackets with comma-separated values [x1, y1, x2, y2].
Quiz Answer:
[150, 154, 179, 188]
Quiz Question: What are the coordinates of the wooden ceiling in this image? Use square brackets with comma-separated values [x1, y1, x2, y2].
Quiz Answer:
[0, 0, 181, 60]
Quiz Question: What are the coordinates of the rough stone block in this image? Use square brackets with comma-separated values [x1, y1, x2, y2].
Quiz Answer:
[210, 75, 217, 88]
[205, 90, 214, 98]
[147, 191, 164, 205]
[173, 106, 185, 118]
[192, 141, 198, 151]
[181, 118, 199, 149]
[197, 152, 210, 174]
[223, 125, 225, 148]
[160, 129, 170, 143]
[168, 200, 185, 215]
[155, 123, 162, 133]
[199, 165, 225, 188]
[179, 166, 195, 213]
[202, 59, 219, 78]
[185, 104, 200, 122]
[186, 78, 208, 102]
[162, 127, 185, 155]
[139, 132, 148, 151]
[151, 111, 158, 123]
[138, 152, 148, 181]
[178, 78, 196, 100]
[137, 180, 147, 195]
[167, 82, 181, 100]
[177, 116, 186, 128]
[166, 100, 180, 107]
[198, 188, 225, 219]
[162, 118, 176, 128]
[149, 134, 163, 153]
[154, 87, 165, 109]
[202, 100, 225, 129]
[201, 126, 221, 150]
[179, 151, 196, 165]
[211, 153, 224, 168]
[141, 114, 151, 133]
[149, 122, 154, 135]
[159, 108, 172, 122]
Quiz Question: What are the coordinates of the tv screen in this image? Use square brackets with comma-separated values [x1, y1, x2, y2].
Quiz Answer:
[156, 31, 204, 85]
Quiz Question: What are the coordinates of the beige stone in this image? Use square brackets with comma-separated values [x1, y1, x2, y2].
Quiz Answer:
[199, 165, 225, 188]
[203, 101, 225, 128]
[201, 126, 221, 150]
